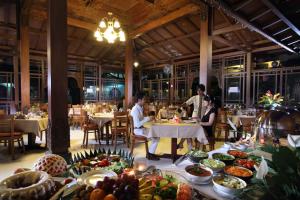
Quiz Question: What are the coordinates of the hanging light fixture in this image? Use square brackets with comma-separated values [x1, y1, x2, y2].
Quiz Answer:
[94, 12, 126, 43]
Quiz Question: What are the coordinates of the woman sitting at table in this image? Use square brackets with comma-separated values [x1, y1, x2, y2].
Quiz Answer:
[177, 95, 216, 150]
[199, 95, 217, 139]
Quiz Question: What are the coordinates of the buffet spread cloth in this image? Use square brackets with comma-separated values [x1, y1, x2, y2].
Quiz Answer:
[144, 121, 209, 144]
[14, 117, 48, 138]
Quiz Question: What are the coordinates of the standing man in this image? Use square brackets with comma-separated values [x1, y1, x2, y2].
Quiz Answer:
[185, 84, 206, 118]
[130, 92, 160, 160]
[177, 84, 206, 149]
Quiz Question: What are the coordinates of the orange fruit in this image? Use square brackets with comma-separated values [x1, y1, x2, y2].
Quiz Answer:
[103, 194, 117, 200]
[90, 188, 106, 200]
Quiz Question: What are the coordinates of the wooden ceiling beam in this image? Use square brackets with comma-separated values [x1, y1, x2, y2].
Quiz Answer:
[30, 9, 96, 32]
[212, 24, 244, 35]
[137, 30, 200, 53]
[129, 3, 200, 38]
[212, 35, 245, 51]
[202, 0, 295, 53]
[261, 0, 300, 37]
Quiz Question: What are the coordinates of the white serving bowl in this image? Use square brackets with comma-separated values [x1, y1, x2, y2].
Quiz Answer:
[212, 174, 247, 196]
[185, 165, 213, 184]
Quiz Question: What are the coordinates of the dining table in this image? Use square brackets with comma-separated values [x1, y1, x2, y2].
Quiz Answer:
[144, 119, 208, 162]
[89, 112, 114, 145]
[14, 117, 48, 149]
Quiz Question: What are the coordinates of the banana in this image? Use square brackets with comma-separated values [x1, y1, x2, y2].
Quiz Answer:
[138, 177, 147, 187]
[153, 195, 162, 200]
[139, 179, 152, 189]
[139, 185, 155, 195]
[139, 194, 153, 200]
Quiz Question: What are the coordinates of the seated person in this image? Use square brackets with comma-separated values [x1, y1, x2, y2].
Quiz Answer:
[199, 95, 217, 138]
[130, 92, 160, 160]
[177, 95, 216, 150]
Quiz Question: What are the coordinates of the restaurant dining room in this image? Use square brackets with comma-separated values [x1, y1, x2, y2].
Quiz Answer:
[0, 0, 300, 199]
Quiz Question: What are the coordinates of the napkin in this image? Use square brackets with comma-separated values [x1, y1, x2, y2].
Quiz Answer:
[254, 156, 268, 180]
[287, 134, 300, 148]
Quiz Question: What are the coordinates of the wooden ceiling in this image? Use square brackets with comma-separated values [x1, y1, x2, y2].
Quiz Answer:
[0, 0, 299, 65]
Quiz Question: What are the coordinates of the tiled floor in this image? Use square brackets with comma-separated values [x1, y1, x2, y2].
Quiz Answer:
[0, 128, 224, 180]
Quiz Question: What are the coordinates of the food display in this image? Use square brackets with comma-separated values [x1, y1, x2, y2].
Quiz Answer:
[227, 150, 248, 159]
[212, 174, 247, 197]
[224, 166, 253, 180]
[212, 153, 235, 165]
[33, 154, 68, 177]
[0, 171, 59, 200]
[185, 165, 213, 184]
[235, 159, 257, 170]
[70, 149, 134, 176]
[187, 149, 208, 163]
[139, 171, 192, 200]
[213, 174, 246, 190]
[201, 159, 225, 172]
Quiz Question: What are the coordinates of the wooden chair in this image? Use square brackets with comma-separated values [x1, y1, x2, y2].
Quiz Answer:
[0, 109, 6, 115]
[71, 105, 85, 128]
[215, 108, 230, 141]
[82, 111, 101, 148]
[0, 115, 25, 159]
[129, 116, 149, 157]
[111, 111, 129, 149]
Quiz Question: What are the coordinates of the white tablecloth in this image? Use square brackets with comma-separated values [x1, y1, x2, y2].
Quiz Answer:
[144, 121, 208, 144]
[14, 118, 48, 138]
[90, 113, 114, 127]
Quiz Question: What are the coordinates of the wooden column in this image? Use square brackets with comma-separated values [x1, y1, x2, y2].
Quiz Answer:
[125, 39, 133, 108]
[13, 55, 19, 107]
[47, 0, 70, 156]
[199, 7, 212, 92]
[246, 52, 252, 107]
[41, 59, 45, 102]
[20, 24, 30, 109]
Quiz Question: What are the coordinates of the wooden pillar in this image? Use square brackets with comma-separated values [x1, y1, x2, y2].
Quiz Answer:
[13, 55, 19, 107]
[246, 52, 252, 107]
[199, 6, 212, 92]
[125, 39, 133, 108]
[47, 0, 70, 156]
[41, 59, 45, 102]
[20, 24, 30, 109]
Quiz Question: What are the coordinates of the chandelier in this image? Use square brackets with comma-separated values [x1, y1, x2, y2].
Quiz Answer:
[94, 12, 125, 43]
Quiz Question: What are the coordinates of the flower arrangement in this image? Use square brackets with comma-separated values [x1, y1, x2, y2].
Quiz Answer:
[259, 90, 283, 108]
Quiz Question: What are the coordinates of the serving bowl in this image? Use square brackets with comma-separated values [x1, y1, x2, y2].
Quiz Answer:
[187, 150, 208, 163]
[201, 158, 225, 172]
[212, 174, 247, 196]
[185, 164, 213, 184]
[227, 150, 248, 159]
[224, 166, 253, 181]
[212, 153, 235, 165]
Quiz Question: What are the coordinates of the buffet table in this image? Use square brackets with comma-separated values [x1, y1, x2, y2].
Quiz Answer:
[144, 120, 208, 162]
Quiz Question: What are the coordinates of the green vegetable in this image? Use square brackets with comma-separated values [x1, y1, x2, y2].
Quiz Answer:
[157, 186, 177, 199]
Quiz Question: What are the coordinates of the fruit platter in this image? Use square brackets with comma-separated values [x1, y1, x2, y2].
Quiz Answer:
[51, 167, 216, 200]
[69, 149, 134, 176]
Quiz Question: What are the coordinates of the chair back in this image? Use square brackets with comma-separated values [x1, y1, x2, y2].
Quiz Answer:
[129, 115, 135, 136]
[0, 115, 14, 137]
[112, 111, 129, 132]
[217, 108, 227, 123]
[0, 109, 5, 115]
